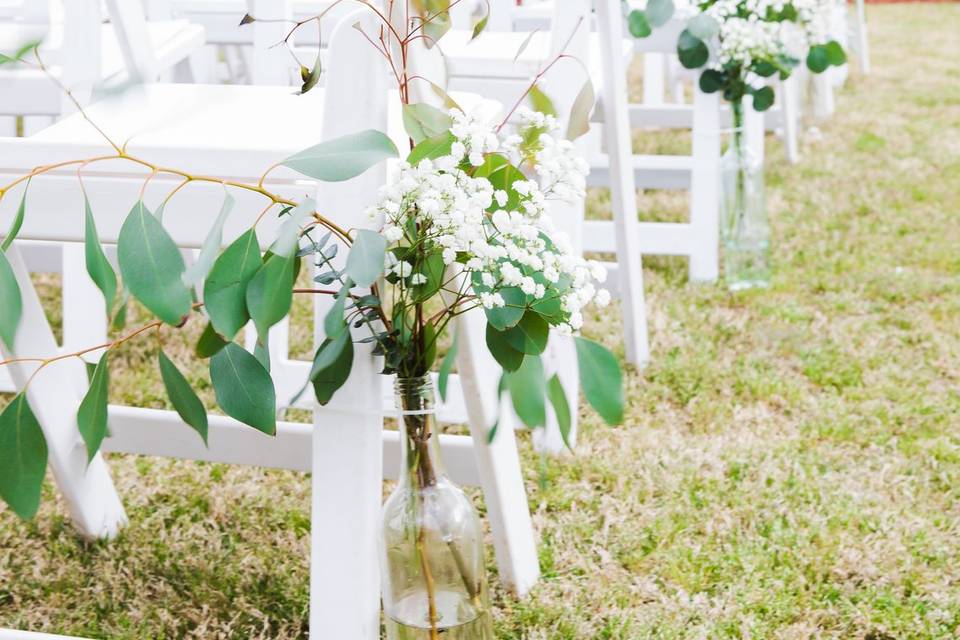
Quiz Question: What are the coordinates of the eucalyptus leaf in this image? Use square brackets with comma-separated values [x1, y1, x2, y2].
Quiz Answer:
[183, 193, 235, 288]
[345, 229, 388, 288]
[158, 351, 208, 445]
[486, 323, 524, 372]
[312, 333, 354, 405]
[408, 131, 456, 165]
[646, 0, 674, 28]
[196, 321, 228, 358]
[83, 196, 117, 318]
[513, 29, 539, 60]
[504, 312, 549, 356]
[204, 229, 262, 338]
[470, 3, 489, 41]
[117, 201, 192, 326]
[527, 84, 557, 117]
[1, 182, 27, 251]
[210, 343, 277, 435]
[825, 40, 846, 66]
[547, 374, 572, 449]
[699, 69, 725, 94]
[0, 393, 47, 519]
[0, 248, 22, 350]
[484, 286, 526, 330]
[687, 13, 719, 41]
[751, 85, 776, 112]
[246, 251, 296, 337]
[627, 10, 651, 38]
[77, 354, 110, 463]
[574, 337, 624, 425]
[282, 129, 398, 182]
[506, 355, 546, 428]
[438, 328, 458, 402]
[806, 45, 829, 73]
[566, 77, 595, 141]
[677, 29, 709, 69]
[403, 103, 454, 144]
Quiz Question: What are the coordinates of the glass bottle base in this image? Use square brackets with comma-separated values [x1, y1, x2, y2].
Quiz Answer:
[385, 590, 494, 640]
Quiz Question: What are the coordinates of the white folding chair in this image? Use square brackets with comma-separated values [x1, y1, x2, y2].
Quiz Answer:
[0, 4, 538, 639]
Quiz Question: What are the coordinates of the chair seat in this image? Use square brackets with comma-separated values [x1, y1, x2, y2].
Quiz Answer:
[442, 30, 634, 79]
[170, 0, 334, 44]
[31, 83, 495, 180]
[0, 20, 205, 116]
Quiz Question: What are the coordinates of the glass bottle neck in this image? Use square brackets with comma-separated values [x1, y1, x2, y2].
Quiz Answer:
[394, 375, 446, 489]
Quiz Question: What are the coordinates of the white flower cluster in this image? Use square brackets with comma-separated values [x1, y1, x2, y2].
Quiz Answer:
[701, 0, 837, 69]
[371, 107, 606, 335]
[792, 0, 836, 46]
[704, 0, 793, 69]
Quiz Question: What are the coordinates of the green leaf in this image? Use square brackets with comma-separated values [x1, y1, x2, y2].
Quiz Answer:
[83, 196, 118, 318]
[324, 286, 349, 338]
[196, 321, 228, 358]
[1, 182, 27, 252]
[825, 40, 847, 66]
[210, 343, 277, 435]
[183, 193, 234, 288]
[753, 61, 778, 78]
[0, 394, 47, 519]
[204, 229, 262, 338]
[246, 251, 295, 337]
[677, 29, 709, 69]
[270, 198, 314, 258]
[77, 354, 110, 463]
[312, 333, 354, 405]
[627, 10, 651, 38]
[0, 248, 22, 350]
[484, 286, 526, 330]
[547, 374, 572, 449]
[470, 10, 489, 41]
[699, 69, 725, 93]
[687, 13, 719, 41]
[438, 328, 458, 402]
[281, 129, 398, 182]
[646, 0, 674, 28]
[402, 103, 453, 145]
[117, 201, 192, 326]
[513, 29, 539, 60]
[751, 85, 776, 112]
[408, 131, 456, 165]
[486, 323, 525, 372]
[345, 229, 387, 288]
[806, 45, 829, 73]
[566, 77, 595, 141]
[574, 337, 624, 425]
[506, 355, 546, 428]
[158, 351, 208, 445]
[504, 311, 549, 356]
[527, 84, 557, 116]
[412, 251, 446, 304]
[290, 330, 351, 405]
[297, 46, 322, 95]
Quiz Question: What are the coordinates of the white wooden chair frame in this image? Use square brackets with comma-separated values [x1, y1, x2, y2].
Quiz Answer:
[0, 4, 538, 639]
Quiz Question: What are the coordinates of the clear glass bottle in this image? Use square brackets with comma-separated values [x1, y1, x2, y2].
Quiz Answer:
[720, 99, 771, 291]
[381, 376, 494, 640]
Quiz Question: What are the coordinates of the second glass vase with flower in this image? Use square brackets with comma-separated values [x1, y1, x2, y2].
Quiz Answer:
[304, 106, 622, 639]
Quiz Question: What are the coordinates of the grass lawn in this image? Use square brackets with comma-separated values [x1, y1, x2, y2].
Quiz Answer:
[2, 3, 960, 638]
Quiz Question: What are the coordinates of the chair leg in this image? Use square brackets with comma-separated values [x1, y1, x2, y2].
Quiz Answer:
[688, 88, 721, 284]
[1, 243, 127, 540]
[855, 0, 870, 74]
[781, 75, 801, 164]
[456, 307, 541, 596]
[309, 348, 383, 639]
